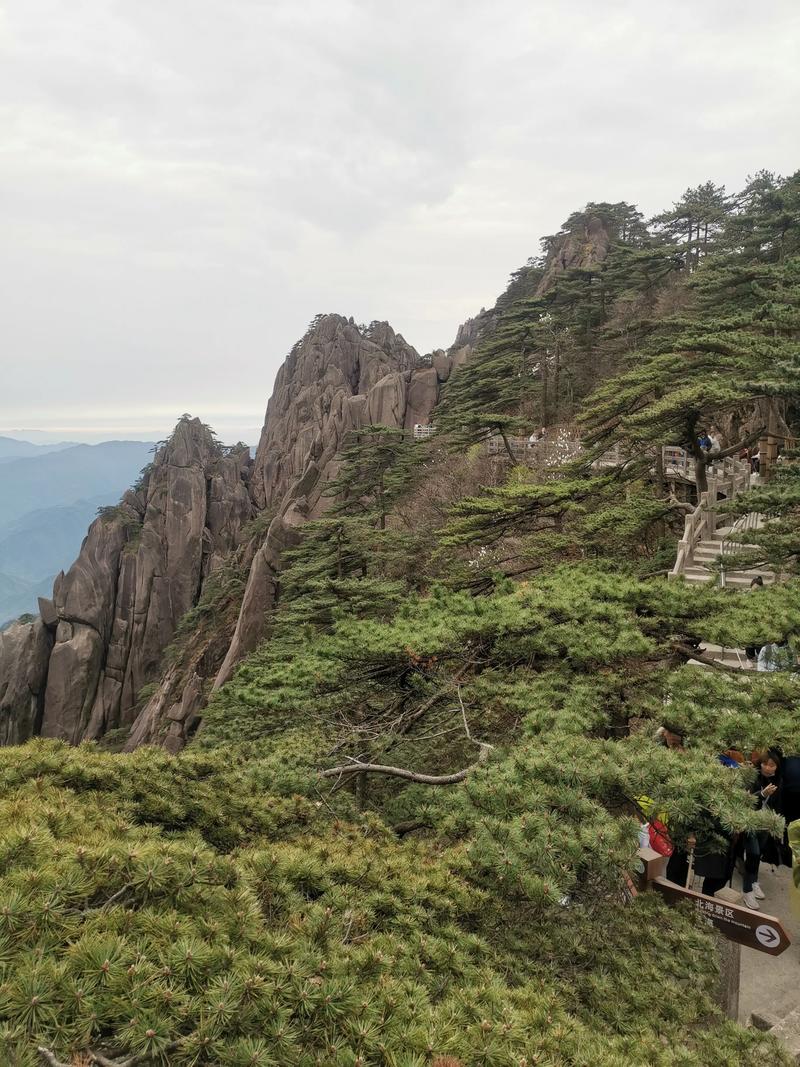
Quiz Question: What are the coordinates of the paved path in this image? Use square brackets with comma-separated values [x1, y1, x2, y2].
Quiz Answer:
[737, 862, 799, 1024]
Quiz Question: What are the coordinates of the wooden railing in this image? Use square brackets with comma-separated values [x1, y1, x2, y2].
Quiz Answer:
[662, 445, 693, 478]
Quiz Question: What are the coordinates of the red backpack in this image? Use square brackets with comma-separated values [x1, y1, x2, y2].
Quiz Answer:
[648, 818, 674, 857]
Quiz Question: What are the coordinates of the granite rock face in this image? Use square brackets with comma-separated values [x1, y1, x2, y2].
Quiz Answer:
[251, 315, 425, 513]
[0, 418, 253, 746]
[216, 315, 444, 689]
[536, 214, 612, 296]
[0, 317, 444, 751]
[0, 618, 53, 745]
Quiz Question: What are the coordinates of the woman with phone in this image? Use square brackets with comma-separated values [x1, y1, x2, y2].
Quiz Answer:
[742, 749, 783, 910]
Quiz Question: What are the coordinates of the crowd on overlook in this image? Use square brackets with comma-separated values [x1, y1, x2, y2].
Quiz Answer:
[641, 726, 799, 913]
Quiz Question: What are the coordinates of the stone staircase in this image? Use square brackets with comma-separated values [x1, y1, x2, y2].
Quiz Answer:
[681, 522, 774, 588]
[667, 458, 776, 671]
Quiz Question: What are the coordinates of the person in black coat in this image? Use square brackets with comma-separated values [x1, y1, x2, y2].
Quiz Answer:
[742, 749, 783, 910]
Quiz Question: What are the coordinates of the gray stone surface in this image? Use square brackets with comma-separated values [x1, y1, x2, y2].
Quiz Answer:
[0, 618, 52, 744]
[738, 863, 799, 1028]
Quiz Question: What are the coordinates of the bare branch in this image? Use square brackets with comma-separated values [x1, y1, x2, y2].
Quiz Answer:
[38, 1050, 71, 1067]
[90, 1043, 179, 1067]
[456, 685, 494, 752]
[666, 494, 694, 514]
[398, 662, 473, 734]
[85, 882, 133, 913]
[320, 746, 492, 786]
[713, 426, 766, 463]
[672, 642, 746, 673]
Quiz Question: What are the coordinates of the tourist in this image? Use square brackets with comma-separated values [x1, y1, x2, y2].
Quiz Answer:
[656, 723, 686, 750]
[757, 638, 796, 672]
[742, 748, 783, 910]
[691, 752, 743, 896]
[707, 428, 722, 454]
[652, 724, 697, 885]
[694, 822, 736, 897]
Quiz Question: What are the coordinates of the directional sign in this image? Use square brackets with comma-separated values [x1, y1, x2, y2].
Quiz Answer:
[653, 877, 791, 956]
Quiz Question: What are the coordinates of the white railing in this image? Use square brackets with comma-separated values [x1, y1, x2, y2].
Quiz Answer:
[485, 427, 583, 466]
[413, 424, 437, 440]
[671, 492, 713, 579]
[668, 455, 752, 580]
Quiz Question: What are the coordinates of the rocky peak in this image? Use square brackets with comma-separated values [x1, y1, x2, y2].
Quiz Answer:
[0, 416, 253, 747]
[0, 318, 448, 754]
[535, 214, 612, 295]
[250, 314, 429, 512]
[153, 415, 220, 469]
[212, 313, 447, 699]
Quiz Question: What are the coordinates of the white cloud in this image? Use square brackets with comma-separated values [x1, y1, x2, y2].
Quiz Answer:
[0, 0, 797, 440]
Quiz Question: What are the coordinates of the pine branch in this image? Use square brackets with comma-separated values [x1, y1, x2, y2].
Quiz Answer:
[712, 425, 765, 463]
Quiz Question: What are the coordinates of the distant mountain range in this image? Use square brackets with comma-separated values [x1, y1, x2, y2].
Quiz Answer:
[0, 435, 78, 463]
[0, 439, 154, 625]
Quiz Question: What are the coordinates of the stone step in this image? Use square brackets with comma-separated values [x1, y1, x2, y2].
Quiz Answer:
[693, 549, 723, 564]
[683, 565, 774, 587]
[699, 643, 754, 669]
[756, 1006, 800, 1062]
[684, 566, 714, 583]
[696, 542, 765, 559]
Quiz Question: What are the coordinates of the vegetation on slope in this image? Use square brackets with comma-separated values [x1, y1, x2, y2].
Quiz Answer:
[2, 171, 800, 1065]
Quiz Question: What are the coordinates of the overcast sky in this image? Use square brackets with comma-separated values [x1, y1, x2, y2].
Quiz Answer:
[1, 0, 798, 444]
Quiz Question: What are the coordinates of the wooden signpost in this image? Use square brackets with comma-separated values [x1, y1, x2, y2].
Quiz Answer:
[652, 877, 791, 956]
[634, 848, 791, 957]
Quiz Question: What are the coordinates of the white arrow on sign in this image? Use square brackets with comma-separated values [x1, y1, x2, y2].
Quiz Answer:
[756, 924, 781, 949]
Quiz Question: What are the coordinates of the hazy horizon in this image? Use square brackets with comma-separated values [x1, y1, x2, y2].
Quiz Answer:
[2, 1, 798, 442]
[0, 419, 261, 447]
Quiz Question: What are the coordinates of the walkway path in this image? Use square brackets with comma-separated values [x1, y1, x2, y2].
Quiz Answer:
[668, 464, 798, 1051]
[738, 863, 799, 1028]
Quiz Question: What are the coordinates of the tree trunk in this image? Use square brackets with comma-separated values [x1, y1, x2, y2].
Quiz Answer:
[499, 430, 517, 464]
[378, 473, 386, 530]
[541, 354, 549, 426]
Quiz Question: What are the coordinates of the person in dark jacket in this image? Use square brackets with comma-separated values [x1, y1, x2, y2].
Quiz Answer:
[742, 749, 783, 910]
